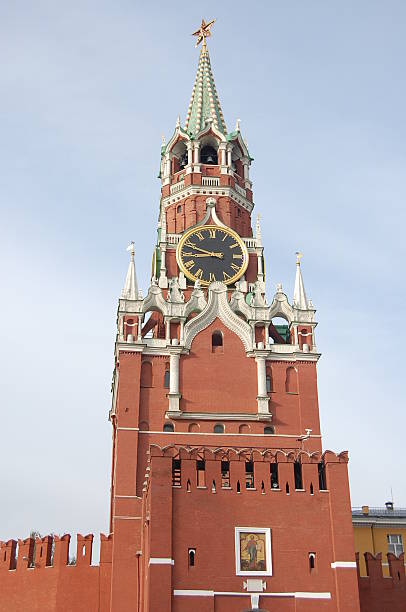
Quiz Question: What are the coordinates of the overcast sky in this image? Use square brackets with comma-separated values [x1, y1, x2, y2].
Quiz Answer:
[1, 1, 405, 550]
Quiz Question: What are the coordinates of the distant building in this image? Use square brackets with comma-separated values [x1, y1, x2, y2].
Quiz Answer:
[353, 503, 406, 576]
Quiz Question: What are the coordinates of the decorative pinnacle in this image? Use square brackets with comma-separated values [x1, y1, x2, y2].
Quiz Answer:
[192, 18, 216, 48]
[296, 251, 303, 265]
[127, 241, 135, 259]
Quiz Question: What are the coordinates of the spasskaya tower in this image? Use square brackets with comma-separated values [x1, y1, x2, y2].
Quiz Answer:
[109, 20, 361, 612]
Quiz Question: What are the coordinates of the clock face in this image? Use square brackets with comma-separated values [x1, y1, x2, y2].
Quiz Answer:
[176, 225, 249, 286]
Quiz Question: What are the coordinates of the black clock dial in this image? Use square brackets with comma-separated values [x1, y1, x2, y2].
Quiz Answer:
[177, 225, 248, 286]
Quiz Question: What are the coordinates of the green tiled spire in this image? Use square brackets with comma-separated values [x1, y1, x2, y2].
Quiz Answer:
[184, 44, 227, 136]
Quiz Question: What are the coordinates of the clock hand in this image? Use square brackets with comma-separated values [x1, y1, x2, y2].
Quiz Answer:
[183, 252, 224, 259]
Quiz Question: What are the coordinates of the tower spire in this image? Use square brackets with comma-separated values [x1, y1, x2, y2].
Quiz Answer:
[121, 242, 139, 300]
[293, 252, 309, 310]
[185, 19, 227, 135]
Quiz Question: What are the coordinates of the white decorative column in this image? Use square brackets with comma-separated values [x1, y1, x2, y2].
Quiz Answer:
[193, 142, 201, 172]
[227, 145, 232, 168]
[168, 342, 182, 413]
[186, 141, 193, 171]
[137, 315, 143, 342]
[254, 346, 271, 415]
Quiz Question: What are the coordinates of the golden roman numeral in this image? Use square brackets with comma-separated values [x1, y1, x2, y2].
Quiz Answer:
[233, 254, 243, 259]
[195, 269, 203, 279]
[223, 271, 231, 280]
[231, 263, 240, 272]
[229, 243, 239, 249]
[222, 232, 228, 241]
[209, 272, 216, 282]
[184, 260, 195, 270]
[196, 232, 204, 241]
[185, 240, 196, 248]
[208, 228, 216, 239]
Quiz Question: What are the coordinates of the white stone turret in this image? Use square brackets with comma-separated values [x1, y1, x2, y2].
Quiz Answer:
[293, 252, 308, 310]
[121, 242, 139, 300]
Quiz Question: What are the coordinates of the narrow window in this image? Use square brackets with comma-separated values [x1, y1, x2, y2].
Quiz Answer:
[387, 534, 404, 556]
[245, 461, 254, 489]
[266, 367, 273, 392]
[310, 482, 314, 495]
[221, 461, 230, 488]
[285, 366, 298, 393]
[270, 463, 279, 489]
[309, 553, 316, 571]
[172, 459, 181, 486]
[214, 423, 224, 434]
[163, 423, 174, 432]
[140, 361, 153, 387]
[186, 479, 191, 492]
[188, 548, 196, 567]
[212, 331, 223, 353]
[212, 480, 216, 493]
[264, 426, 274, 435]
[177, 205, 182, 213]
[237, 480, 241, 493]
[286, 482, 290, 494]
[318, 462, 327, 490]
[163, 367, 170, 388]
[196, 460, 206, 487]
[261, 480, 265, 494]
[294, 462, 303, 489]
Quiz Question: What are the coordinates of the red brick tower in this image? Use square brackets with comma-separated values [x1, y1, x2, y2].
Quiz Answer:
[109, 20, 360, 612]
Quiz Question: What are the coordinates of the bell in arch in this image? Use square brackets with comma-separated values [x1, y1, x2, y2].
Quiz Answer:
[201, 145, 218, 165]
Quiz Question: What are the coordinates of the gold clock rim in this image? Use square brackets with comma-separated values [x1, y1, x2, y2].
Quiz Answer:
[176, 224, 249, 286]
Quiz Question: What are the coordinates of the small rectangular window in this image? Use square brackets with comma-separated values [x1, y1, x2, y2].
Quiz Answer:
[172, 459, 181, 486]
[294, 462, 303, 489]
[270, 463, 279, 489]
[221, 461, 230, 488]
[196, 460, 206, 487]
[188, 548, 196, 567]
[245, 461, 254, 489]
[387, 534, 404, 556]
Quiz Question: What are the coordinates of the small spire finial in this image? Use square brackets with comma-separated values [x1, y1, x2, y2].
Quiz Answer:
[296, 251, 303, 265]
[176, 115, 180, 128]
[121, 242, 139, 300]
[161, 134, 166, 146]
[192, 18, 215, 49]
[235, 118, 241, 131]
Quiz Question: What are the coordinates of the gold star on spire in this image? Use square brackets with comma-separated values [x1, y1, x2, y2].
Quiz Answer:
[192, 18, 216, 49]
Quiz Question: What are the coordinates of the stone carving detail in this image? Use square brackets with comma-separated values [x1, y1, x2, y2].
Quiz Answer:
[184, 282, 253, 351]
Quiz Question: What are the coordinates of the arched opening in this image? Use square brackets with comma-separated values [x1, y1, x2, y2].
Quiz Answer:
[139, 421, 149, 431]
[200, 145, 218, 165]
[239, 424, 249, 434]
[211, 330, 223, 353]
[213, 423, 225, 434]
[270, 316, 291, 344]
[264, 426, 275, 435]
[188, 548, 196, 567]
[266, 367, 273, 393]
[188, 422, 199, 433]
[163, 423, 174, 432]
[163, 366, 170, 389]
[309, 553, 316, 571]
[294, 461, 303, 490]
[177, 204, 182, 214]
[285, 366, 298, 393]
[140, 361, 153, 387]
[172, 140, 188, 173]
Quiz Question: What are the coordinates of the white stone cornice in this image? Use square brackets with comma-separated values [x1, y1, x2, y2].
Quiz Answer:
[161, 184, 254, 214]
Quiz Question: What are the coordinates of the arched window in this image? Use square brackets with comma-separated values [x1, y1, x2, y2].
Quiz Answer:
[200, 145, 218, 165]
[164, 366, 170, 388]
[239, 424, 249, 434]
[163, 423, 174, 432]
[285, 366, 298, 393]
[140, 361, 153, 387]
[212, 330, 223, 353]
[188, 548, 196, 567]
[188, 422, 199, 433]
[309, 553, 316, 571]
[264, 426, 275, 435]
[177, 205, 182, 213]
[266, 367, 273, 393]
[213, 424, 224, 434]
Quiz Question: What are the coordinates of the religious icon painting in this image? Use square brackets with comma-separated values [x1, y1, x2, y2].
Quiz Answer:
[235, 527, 272, 576]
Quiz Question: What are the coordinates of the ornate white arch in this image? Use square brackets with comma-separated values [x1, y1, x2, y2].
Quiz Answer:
[184, 282, 253, 351]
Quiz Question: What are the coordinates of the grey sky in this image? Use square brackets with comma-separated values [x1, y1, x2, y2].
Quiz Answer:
[1, 1, 405, 546]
